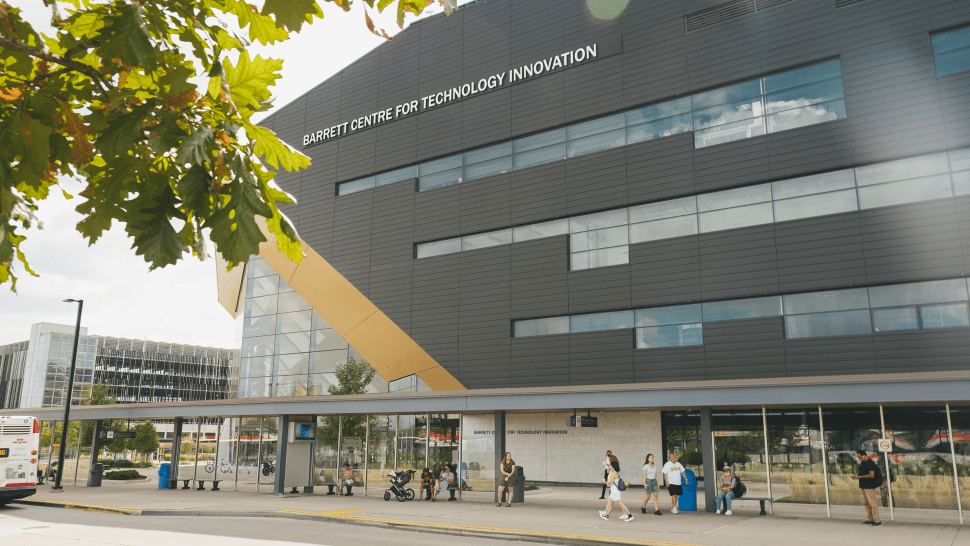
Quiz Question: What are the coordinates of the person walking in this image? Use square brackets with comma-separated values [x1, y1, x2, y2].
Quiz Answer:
[852, 450, 883, 527]
[497, 452, 516, 507]
[599, 450, 620, 499]
[661, 452, 688, 514]
[641, 453, 661, 515]
[599, 461, 634, 522]
[715, 463, 736, 515]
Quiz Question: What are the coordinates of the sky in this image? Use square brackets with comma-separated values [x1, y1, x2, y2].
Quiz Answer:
[0, 1, 450, 347]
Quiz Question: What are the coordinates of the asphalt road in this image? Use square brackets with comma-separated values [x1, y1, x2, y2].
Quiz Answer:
[0, 504, 521, 546]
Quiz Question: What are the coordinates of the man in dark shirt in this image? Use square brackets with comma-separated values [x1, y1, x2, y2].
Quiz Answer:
[851, 449, 882, 526]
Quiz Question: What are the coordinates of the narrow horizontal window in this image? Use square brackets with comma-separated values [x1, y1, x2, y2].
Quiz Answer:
[567, 114, 625, 140]
[626, 113, 693, 145]
[571, 225, 628, 252]
[629, 214, 698, 244]
[570, 310, 635, 333]
[692, 79, 762, 110]
[418, 167, 462, 191]
[785, 310, 872, 338]
[954, 171, 970, 196]
[338, 176, 375, 195]
[692, 97, 764, 131]
[856, 174, 953, 209]
[766, 98, 845, 133]
[513, 143, 567, 170]
[872, 307, 919, 333]
[514, 317, 569, 337]
[463, 155, 512, 181]
[636, 324, 703, 348]
[771, 169, 855, 200]
[512, 219, 568, 242]
[570, 209, 628, 233]
[920, 303, 970, 329]
[462, 229, 512, 251]
[567, 128, 625, 158]
[772, 188, 857, 222]
[513, 128, 566, 153]
[764, 78, 845, 115]
[626, 97, 692, 126]
[784, 288, 869, 314]
[464, 142, 512, 165]
[420, 155, 463, 175]
[855, 153, 950, 187]
[932, 26, 970, 75]
[416, 238, 461, 258]
[570, 246, 629, 270]
[635, 304, 702, 327]
[629, 196, 697, 223]
[702, 296, 782, 321]
[376, 166, 417, 186]
[697, 201, 773, 232]
[694, 116, 765, 148]
[698, 184, 772, 211]
[868, 279, 969, 307]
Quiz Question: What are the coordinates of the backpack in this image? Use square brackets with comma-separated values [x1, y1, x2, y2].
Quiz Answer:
[732, 475, 747, 498]
[872, 464, 884, 487]
[615, 477, 627, 491]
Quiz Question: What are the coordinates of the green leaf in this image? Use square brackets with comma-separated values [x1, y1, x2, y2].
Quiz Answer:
[126, 184, 187, 269]
[203, 174, 274, 265]
[223, 51, 282, 114]
[261, 0, 324, 33]
[99, 107, 148, 158]
[16, 117, 53, 182]
[65, 11, 106, 40]
[245, 123, 311, 172]
[96, 3, 154, 67]
[177, 125, 215, 166]
[176, 165, 215, 216]
[224, 1, 289, 45]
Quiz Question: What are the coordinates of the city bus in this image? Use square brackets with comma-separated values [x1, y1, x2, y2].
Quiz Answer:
[0, 416, 40, 507]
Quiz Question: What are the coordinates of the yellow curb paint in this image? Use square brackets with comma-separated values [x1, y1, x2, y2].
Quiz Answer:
[277, 510, 698, 546]
[27, 499, 140, 515]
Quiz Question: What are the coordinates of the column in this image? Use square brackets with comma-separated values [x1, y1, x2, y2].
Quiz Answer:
[699, 409, 715, 512]
[169, 417, 183, 489]
[274, 414, 289, 496]
[86, 420, 102, 487]
[494, 411, 506, 504]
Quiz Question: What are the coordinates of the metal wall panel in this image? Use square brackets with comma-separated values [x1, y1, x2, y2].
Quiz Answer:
[510, 236, 570, 318]
[783, 336, 876, 377]
[630, 236, 703, 308]
[702, 317, 787, 380]
[567, 330, 635, 386]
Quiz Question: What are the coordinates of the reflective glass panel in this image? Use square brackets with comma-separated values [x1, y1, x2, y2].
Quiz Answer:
[240, 376, 273, 398]
[278, 277, 295, 293]
[857, 175, 953, 209]
[570, 246, 629, 270]
[764, 78, 844, 114]
[245, 294, 278, 318]
[954, 170, 970, 196]
[784, 288, 870, 314]
[416, 238, 461, 258]
[692, 79, 762, 109]
[278, 291, 312, 313]
[625, 97, 692, 125]
[785, 310, 873, 338]
[626, 113, 693, 145]
[697, 202, 773, 233]
[275, 353, 310, 376]
[420, 155, 462, 175]
[376, 166, 417, 186]
[572, 225, 628, 252]
[243, 315, 275, 338]
[702, 296, 783, 321]
[312, 328, 349, 352]
[629, 215, 698, 244]
[570, 310, 635, 332]
[513, 128, 566, 153]
[636, 324, 703, 348]
[693, 97, 765, 131]
[243, 335, 275, 358]
[932, 26, 970, 75]
[513, 317, 569, 337]
[311, 349, 348, 374]
[276, 311, 311, 334]
[773, 188, 857, 222]
[312, 311, 331, 330]
[274, 373, 307, 397]
[855, 153, 950, 186]
[569, 209, 628, 233]
[248, 258, 277, 278]
[247, 276, 278, 298]
[567, 128, 626, 158]
[872, 307, 919, 332]
[463, 155, 512, 181]
[766, 99, 846, 133]
[462, 229, 512, 251]
[635, 304, 703, 327]
[694, 117, 765, 148]
[950, 147, 970, 171]
[629, 196, 697, 223]
[868, 279, 969, 307]
[464, 142, 513, 165]
[418, 167, 462, 190]
[764, 59, 842, 93]
[698, 184, 772, 211]
[513, 143, 567, 169]
[771, 169, 855, 200]
[567, 114, 625, 140]
[240, 355, 273, 377]
[512, 219, 568, 242]
[276, 331, 311, 355]
[338, 177, 375, 195]
[921, 303, 970, 329]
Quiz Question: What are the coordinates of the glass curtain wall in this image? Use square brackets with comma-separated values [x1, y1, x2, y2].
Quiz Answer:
[822, 408, 882, 507]
[366, 415, 396, 493]
[460, 418, 494, 495]
[260, 417, 278, 492]
[235, 417, 263, 490]
[711, 411, 768, 498]
[314, 415, 339, 486]
[396, 415, 427, 476]
[662, 411, 703, 479]
[339, 415, 366, 491]
[950, 406, 970, 514]
[765, 409, 826, 505]
[430, 414, 460, 488]
[883, 407, 958, 510]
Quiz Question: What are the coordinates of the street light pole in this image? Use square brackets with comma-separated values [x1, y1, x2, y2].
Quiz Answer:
[52, 298, 83, 491]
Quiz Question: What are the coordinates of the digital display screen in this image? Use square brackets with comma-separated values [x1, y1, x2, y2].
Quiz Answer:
[294, 424, 314, 440]
[0, 448, 8, 458]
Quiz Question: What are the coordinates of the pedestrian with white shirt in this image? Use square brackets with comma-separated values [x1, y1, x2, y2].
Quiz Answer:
[661, 452, 688, 514]
[598, 461, 633, 522]
[640, 453, 661, 515]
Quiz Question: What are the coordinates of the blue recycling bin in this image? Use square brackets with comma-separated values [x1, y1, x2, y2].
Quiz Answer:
[678, 469, 697, 511]
[158, 463, 170, 489]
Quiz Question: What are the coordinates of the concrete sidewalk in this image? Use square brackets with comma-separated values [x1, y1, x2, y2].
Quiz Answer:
[14, 481, 969, 546]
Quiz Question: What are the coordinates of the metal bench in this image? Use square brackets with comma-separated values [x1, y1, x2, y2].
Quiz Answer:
[324, 483, 353, 495]
[722, 496, 773, 515]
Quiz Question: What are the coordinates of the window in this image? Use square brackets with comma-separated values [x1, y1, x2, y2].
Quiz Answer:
[462, 229, 512, 251]
[932, 26, 970, 76]
[376, 166, 417, 186]
[416, 238, 461, 258]
[921, 303, 970, 329]
[569, 311, 635, 333]
[702, 297, 782, 321]
[872, 307, 919, 333]
[512, 219, 568, 242]
[513, 317, 569, 337]
[855, 153, 953, 209]
[636, 324, 703, 348]
[697, 184, 774, 232]
[692, 80, 765, 148]
[772, 170, 857, 222]
[784, 288, 871, 338]
[418, 156, 462, 191]
[868, 279, 968, 308]
[763, 59, 846, 133]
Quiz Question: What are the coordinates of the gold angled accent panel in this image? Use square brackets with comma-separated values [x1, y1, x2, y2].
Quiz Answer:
[254, 223, 465, 392]
[215, 251, 246, 318]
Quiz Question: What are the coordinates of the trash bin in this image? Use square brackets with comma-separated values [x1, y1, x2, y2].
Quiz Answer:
[87, 463, 103, 487]
[511, 466, 525, 504]
[158, 463, 170, 490]
[678, 469, 697, 512]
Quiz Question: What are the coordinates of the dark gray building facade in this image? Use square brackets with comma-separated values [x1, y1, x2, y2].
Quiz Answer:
[257, 0, 970, 392]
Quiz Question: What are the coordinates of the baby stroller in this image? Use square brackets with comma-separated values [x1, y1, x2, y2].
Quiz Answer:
[383, 469, 416, 502]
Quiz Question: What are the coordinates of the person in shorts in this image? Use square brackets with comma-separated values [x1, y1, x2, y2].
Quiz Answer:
[496, 452, 515, 507]
[599, 462, 633, 522]
[338, 463, 354, 495]
[641, 453, 661, 515]
[661, 452, 687, 514]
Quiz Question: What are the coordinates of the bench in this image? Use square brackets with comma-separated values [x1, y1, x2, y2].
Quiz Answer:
[324, 483, 353, 496]
[721, 496, 773, 515]
[448, 484, 459, 501]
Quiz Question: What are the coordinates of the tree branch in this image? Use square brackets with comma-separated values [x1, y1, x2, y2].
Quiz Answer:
[0, 35, 109, 96]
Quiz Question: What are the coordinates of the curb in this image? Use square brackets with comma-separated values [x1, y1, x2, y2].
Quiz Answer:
[13, 501, 700, 546]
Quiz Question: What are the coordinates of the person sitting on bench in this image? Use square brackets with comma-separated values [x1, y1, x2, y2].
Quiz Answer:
[338, 463, 354, 496]
[715, 463, 736, 515]
[430, 465, 455, 502]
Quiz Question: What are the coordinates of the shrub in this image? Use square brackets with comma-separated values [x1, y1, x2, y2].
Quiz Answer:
[113, 460, 135, 468]
[134, 461, 153, 468]
[105, 469, 143, 480]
